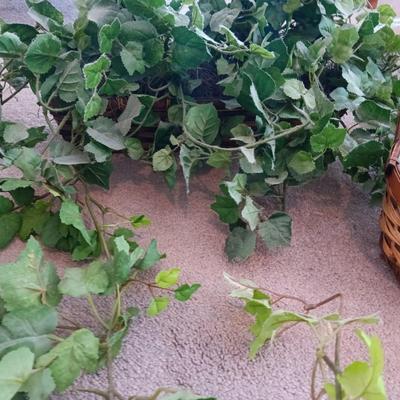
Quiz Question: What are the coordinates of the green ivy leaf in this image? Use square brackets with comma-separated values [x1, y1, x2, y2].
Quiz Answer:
[210, 8, 240, 33]
[87, 127, 125, 151]
[155, 268, 181, 289]
[288, 151, 316, 176]
[99, 18, 121, 53]
[147, 296, 170, 317]
[191, 1, 204, 29]
[211, 195, 240, 224]
[378, 4, 396, 25]
[0, 347, 34, 400]
[283, 79, 307, 100]
[10, 187, 34, 207]
[0, 32, 26, 58]
[130, 214, 151, 228]
[249, 43, 275, 59]
[0, 179, 31, 192]
[330, 87, 364, 112]
[19, 200, 50, 240]
[207, 150, 231, 169]
[84, 92, 104, 121]
[78, 161, 112, 190]
[3, 123, 29, 145]
[355, 100, 391, 127]
[0, 238, 60, 311]
[20, 369, 55, 400]
[27, 0, 64, 25]
[25, 33, 61, 74]
[185, 103, 220, 144]
[249, 310, 313, 359]
[58, 261, 109, 297]
[342, 141, 384, 169]
[282, 0, 302, 13]
[171, 27, 211, 72]
[21, 368, 56, 400]
[225, 227, 257, 262]
[121, 41, 146, 75]
[225, 174, 247, 205]
[111, 236, 144, 284]
[125, 138, 145, 160]
[338, 361, 373, 397]
[36, 329, 99, 391]
[84, 141, 111, 163]
[59, 200, 92, 245]
[117, 95, 143, 135]
[0, 213, 22, 249]
[83, 54, 111, 89]
[0, 196, 14, 216]
[310, 123, 346, 153]
[152, 148, 174, 172]
[328, 26, 359, 64]
[136, 239, 165, 270]
[0, 305, 57, 358]
[258, 212, 292, 249]
[54, 59, 83, 103]
[174, 284, 201, 302]
[241, 196, 260, 231]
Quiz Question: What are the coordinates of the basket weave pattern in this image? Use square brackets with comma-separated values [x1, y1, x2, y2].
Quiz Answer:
[380, 116, 400, 279]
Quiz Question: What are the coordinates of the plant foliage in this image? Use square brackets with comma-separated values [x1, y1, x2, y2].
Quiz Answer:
[0, 236, 201, 399]
[0, 0, 399, 260]
[226, 273, 387, 399]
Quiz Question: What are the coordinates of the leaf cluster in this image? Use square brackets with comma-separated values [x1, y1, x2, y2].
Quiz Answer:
[226, 273, 387, 400]
[0, 0, 399, 260]
[0, 235, 200, 400]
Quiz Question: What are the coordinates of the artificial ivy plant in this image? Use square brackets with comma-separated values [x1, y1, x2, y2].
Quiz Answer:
[0, 1, 399, 261]
[226, 274, 388, 400]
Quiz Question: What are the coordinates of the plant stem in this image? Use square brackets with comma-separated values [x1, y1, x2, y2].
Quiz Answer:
[75, 387, 125, 400]
[130, 388, 177, 400]
[41, 109, 72, 154]
[0, 60, 12, 77]
[1, 81, 29, 104]
[35, 76, 74, 113]
[128, 279, 174, 293]
[304, 293, 342, 312]
[322, 355, 339, 375]
[106, 338, 115, 400]
[311, 357, 319, 400]
[130, 93, 169, 137]
[179, 86, 310, 152]
[85, 190, 111, 260]
[87, 293, 110, 330]
[334, 296, 344, 400]
[56, 325, 80, 331]
[60, 315, 82, 328]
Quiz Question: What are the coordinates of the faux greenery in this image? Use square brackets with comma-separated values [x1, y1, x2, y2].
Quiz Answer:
[0, 1, 395, 399]
[0, 0, 399, 261]
[0, 234, 203, 400]
[226, 273, 387, 400]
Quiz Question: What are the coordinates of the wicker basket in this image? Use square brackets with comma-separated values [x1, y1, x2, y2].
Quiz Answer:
[380, 116, 400, 279]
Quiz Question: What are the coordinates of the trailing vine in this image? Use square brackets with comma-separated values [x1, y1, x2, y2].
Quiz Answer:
[225, 274, 387, 400]
[0, 0, 399, 261]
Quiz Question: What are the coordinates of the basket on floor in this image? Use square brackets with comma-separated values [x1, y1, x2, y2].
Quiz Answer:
[380, 115, 400, 280]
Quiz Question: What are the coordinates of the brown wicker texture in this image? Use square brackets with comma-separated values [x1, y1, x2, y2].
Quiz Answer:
[380, 115, 400, 280]
[51, 96, 255, 145]
[380, 184, 400, 280]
